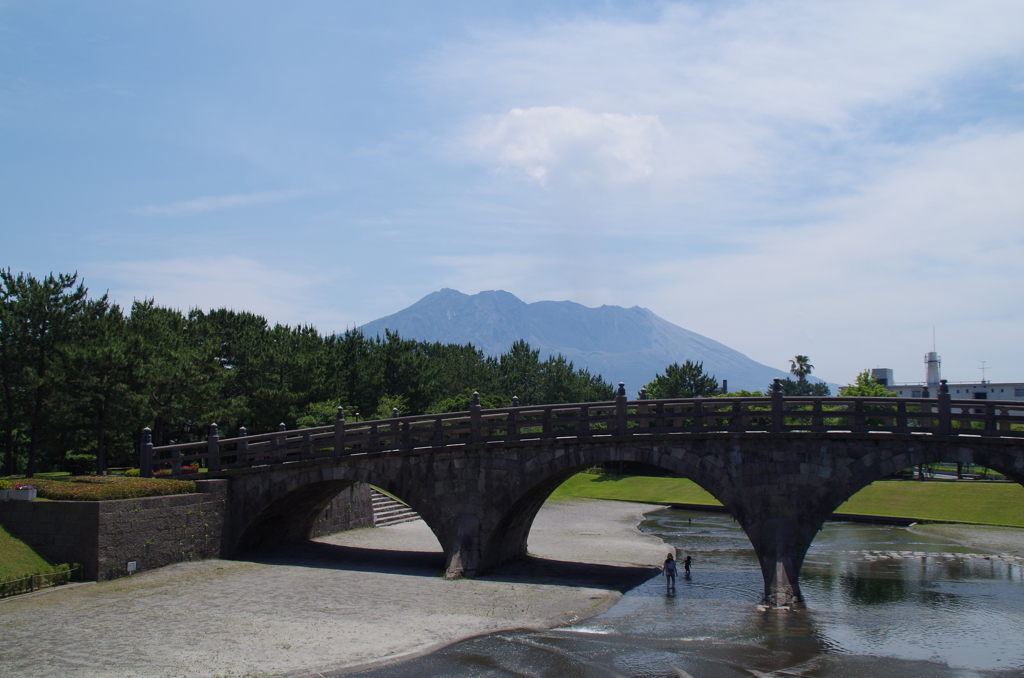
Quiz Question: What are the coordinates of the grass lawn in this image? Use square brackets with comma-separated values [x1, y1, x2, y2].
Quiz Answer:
[550, 473, 722, 505]
[0, 524, 51, 579]
[550, 473, 1024, 528]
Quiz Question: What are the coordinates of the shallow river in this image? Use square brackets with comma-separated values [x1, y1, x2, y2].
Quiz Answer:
[346, 509, 1024, 677]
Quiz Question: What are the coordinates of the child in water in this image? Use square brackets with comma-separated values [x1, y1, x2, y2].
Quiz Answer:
[663, 553, 677, 592]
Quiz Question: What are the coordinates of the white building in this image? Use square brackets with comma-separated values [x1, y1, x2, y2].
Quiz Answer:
[872, 354, 1024, 402]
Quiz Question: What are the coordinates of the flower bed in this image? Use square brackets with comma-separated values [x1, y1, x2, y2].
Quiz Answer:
[155, 465, 199, 477]
[4, 476, 196, 501]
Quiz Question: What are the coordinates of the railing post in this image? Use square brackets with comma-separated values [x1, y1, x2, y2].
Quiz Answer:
[274, 423, 286, 462]
[616, 382, 627, 436]
[811, 399, 825, 432]
[852, 401, 866, 432]
[385, 408, 397, 449]
[471, 392, 482, 444]
[983, 404, 996, 437]
[334, 407, 346, 456]
[171, 446, 181, 477]
[938, 380, 951, 435]
[207, 423, 220, 472]
[139, 427, 153, 478]
[578, 405, 591, 437]
[638, 388, 648, 429]
[895, 400, 908, 434]
[771, 379, 784, 433]
[508, 396, 519, 438]
[237, 426, 248, 464]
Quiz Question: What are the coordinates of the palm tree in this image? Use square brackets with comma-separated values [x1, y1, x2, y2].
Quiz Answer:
[789, 355, 813, 384]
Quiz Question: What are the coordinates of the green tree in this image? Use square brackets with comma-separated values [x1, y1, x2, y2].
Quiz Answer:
[499, 340, 542, 405]
[0, 270, 89, 476]
[130, 301, 225, 446]
[324, 330, 379, 420]
[789, 355, 813, 382]
[644, 360, 718, 399]
[770, 378, 831, 396]
[66, 298, 145, 473]
[840, 370, 895, 397]
[296, 399, 346, 428]
[0, 275, 24, 475]
[374, 393, 408, 419]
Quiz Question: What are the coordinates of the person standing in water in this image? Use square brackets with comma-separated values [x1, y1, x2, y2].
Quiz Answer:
[663, 554, 677, 593]
[683, 555, 692, 574]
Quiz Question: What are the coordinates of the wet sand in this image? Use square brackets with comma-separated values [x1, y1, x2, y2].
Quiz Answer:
[0, 498, 668, 678]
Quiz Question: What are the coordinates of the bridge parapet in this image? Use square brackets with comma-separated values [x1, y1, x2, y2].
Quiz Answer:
[141, 379, 1024, 478]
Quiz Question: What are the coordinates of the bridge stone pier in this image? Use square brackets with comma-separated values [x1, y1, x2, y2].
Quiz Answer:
[145, 385, 1024, 607]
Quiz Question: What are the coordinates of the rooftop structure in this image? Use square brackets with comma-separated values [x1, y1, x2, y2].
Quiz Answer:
[872, 356, 1024, 401]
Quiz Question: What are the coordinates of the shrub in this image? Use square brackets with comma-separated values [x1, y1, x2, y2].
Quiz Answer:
[0, 563, 75, 598]
[124, 468, 140, 477]
[64, 453, 97, 476]
[0, 479, 13, 490]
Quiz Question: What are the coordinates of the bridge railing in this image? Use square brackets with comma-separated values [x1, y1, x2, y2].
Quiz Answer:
[139, 379, 1024, 477]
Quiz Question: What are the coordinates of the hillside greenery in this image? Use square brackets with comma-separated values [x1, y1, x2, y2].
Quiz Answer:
[1, 271, 614, 476]
[0, 524, 51, 579]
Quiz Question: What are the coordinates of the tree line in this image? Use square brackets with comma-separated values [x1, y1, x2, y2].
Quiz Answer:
[0, 271, 613, 476]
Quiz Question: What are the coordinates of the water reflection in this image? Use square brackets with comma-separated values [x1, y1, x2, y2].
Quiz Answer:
[343, 510, 1024, 677]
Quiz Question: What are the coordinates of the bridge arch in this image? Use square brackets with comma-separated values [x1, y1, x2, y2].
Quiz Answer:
[226, 463, 451, 560]
[476, 442, 735, 574]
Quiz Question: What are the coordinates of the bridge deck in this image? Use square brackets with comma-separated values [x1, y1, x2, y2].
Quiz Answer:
[142, 381, 1024, 477]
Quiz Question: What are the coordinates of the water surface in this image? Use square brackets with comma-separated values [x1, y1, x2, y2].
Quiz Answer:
[344, 509, 1024, 677]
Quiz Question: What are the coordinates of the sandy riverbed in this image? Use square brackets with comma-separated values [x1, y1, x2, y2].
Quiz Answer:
[0, 499, 668, 678]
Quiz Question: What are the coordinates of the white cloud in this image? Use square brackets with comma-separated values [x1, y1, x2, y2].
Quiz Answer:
[469, 107, 667, 185]
[128, 189, 315, 217]
[434, 0, 1024, 197]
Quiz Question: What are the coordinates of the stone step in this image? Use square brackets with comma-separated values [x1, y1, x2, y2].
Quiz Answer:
[370, 489, 422, 527]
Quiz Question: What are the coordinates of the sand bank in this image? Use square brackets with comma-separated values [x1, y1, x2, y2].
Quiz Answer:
[0, 499, 668, 678]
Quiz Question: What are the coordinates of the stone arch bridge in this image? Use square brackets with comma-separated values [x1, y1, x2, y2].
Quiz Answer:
[143, 381, 1024, 606]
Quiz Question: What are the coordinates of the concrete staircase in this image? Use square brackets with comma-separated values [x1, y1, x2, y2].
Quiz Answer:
[370, 488, 421, 527]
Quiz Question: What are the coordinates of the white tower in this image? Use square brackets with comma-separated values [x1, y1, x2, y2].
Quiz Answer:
[924, 351, 941, 386]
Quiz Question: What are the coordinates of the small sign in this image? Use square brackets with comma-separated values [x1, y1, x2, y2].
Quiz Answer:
[127, 561, 137, 573]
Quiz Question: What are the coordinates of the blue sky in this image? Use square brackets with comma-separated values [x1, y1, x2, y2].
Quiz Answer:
[3, 0, 1023, 386]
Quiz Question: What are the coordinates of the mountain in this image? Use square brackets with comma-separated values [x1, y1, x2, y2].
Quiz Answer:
[358, 289, 792, 393]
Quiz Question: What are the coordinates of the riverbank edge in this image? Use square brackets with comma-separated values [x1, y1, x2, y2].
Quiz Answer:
[564, 496, 1024, 529]
[297, 500, 671, 678]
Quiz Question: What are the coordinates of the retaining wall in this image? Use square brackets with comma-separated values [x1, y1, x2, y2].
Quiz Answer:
[0, 480, 374, 581]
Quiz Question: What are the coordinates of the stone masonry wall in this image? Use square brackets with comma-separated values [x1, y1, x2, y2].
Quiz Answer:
[0, 480, 373, 581]
[310, 482, 373, 538]
[95, 479, 229, 581]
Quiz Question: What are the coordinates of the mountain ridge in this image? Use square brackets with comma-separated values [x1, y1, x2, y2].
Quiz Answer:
[358, 289, 792, 392]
